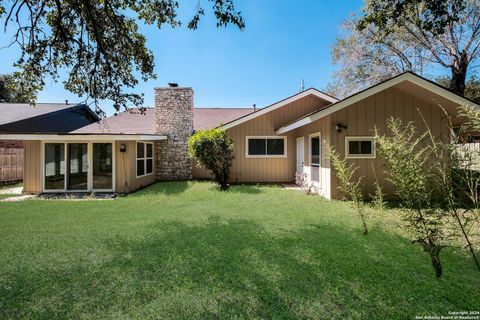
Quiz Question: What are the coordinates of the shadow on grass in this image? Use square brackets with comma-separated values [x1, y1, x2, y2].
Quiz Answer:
[208, 184, 264, 194]
[129, 181, 191, 196]
[1, 219, 479, 319]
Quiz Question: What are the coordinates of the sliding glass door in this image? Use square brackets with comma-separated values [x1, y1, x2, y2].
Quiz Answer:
[43, 142, 114, 192]
[67, 143, 88, 190]
[44, 143, 65, 190]
[92, 143, 113, 190]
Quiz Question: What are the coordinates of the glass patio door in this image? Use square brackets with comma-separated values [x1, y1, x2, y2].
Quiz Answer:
[92, 143, 113, 190]
[44, 143, 65, 190]
[67, 143, 88, 190]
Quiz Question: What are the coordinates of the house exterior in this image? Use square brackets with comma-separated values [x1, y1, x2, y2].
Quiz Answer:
[0, 102, 99, 183]
[0, 72, 477, 198]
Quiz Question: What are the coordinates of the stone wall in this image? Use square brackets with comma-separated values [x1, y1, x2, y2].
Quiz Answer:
[154, 87, 194, 180]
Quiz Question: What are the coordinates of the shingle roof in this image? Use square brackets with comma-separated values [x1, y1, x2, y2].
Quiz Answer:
[194, 108, 254, 130]
[0, 103, 99, 133]
[73, 107, 254, 134]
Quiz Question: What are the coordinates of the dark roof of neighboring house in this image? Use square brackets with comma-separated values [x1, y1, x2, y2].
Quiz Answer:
[0, 103, 100, 133]
[73, 107, 254, 134]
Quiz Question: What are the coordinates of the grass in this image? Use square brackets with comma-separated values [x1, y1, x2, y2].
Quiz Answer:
[0, 181, 478, 319]
[0, 194, 15, 200]
[0, 182, 22, 191]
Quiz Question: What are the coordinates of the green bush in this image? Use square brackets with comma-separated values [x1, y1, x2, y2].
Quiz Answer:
[188, 128, 234, 190]
[376, 118, 447, 279]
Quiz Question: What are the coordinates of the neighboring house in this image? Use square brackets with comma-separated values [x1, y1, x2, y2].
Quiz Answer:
[0, 102, 99, 183]
[0, 72, 477, 198]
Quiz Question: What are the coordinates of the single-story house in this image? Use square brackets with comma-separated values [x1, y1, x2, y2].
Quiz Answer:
[0, 72, 477, 199]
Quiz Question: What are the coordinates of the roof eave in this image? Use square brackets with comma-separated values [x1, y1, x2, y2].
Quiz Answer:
[0, 133, 167, 141]
[220, 88, 338, 130]
[276, 72, 480, 134]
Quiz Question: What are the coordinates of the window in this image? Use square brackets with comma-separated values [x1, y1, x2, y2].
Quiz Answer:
[246, 137, 287, 158]
[310, 133, 321, 166]
[136, 142, 154, 177]
[345, 137, 375, 159]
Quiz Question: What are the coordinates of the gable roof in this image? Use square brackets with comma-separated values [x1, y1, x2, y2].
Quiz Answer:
[220, 88, 338, 130]
[0, 103, 99, 133]
[276, 72, 480, 134]
[73, 107, 254, 134]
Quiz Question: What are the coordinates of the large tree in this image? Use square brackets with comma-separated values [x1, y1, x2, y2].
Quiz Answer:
[0, 0, 244, 111]
[328, 0, 480, 98]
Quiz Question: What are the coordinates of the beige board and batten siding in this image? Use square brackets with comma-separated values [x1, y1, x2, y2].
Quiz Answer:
[115, 141, 156, 193]
[224, 95, 331, 183]
[23, 140, 41, 193]
[326, 86, 450, 199]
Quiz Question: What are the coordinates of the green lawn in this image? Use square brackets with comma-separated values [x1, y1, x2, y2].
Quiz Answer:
[0, 182, 478, 319]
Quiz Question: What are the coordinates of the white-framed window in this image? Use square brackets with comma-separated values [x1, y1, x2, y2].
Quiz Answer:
[309, 133, 321, 167]
[136, 142, 154, 177]
[345, 137, 376, 159]
[245, 136, 287, 158]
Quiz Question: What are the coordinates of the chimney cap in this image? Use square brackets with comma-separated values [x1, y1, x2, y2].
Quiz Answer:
[168, 82, 179, 88]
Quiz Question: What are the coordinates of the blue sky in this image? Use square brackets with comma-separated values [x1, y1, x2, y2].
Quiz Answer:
[0, 0, 363, 115]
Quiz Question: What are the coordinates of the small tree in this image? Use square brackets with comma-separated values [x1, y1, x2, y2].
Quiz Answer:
[370, 163, 386, 211]
[328, 146, 369, 235]
[376, 119, 447, 279]
[424, 105, 480, 272]
[188, 128, 234, 191]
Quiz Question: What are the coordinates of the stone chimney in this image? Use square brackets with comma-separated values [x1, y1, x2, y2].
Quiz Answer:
[154, 86, 194, 180]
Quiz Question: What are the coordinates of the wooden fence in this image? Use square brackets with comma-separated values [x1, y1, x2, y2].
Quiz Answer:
[0, 148, 23, 183]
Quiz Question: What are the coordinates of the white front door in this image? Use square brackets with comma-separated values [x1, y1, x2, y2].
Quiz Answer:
[296, 137, 305, 175]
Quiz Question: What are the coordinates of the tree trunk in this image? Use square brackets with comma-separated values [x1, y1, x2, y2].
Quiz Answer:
[430, 249, 443, 279]
[449, 50, 469, 96]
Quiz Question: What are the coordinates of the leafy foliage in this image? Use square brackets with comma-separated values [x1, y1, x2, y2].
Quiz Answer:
[188, 128, 234, 190]
[425, 105, 480, 272]
[325, 16, 428, 98]
[327, 0, 480, 97]
[370, 163, 386, 211]
[376, 118, 448, 278]
[0, 73, 36, 103]
[0, 0, 244, 110]
[436, 75, 480, 104]
[357, 0, 466, 37]
[327, 146, 369, 235]
[295, 173, 315, 195]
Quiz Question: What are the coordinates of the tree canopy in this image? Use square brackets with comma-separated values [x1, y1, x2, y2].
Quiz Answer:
[0, 0, 244, 110]
[0, 72, 35, 103]
[327, 0, 480, 98]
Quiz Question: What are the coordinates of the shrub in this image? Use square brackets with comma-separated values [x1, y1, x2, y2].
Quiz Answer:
[376, 118, 447, 279]
[370, 163, 386, 211]
[188, 128, 234, 191]
[295, 173, 315, 195]
[426, 105, 480, 272]
[327, 146, 369, 235]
